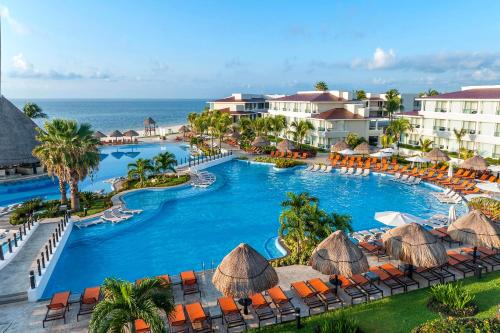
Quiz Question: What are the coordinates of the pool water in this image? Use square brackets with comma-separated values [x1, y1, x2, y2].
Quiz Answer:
[0, 143, 190, 207]
[42, 160, 465, 297]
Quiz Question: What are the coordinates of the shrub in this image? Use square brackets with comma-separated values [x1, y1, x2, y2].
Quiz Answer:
[319, 313, 360, 333]
[9, 198, 43, 225]
[412, 317, 499, 333]
[428, 282, 477, 317]
[254, 157, 305, 168]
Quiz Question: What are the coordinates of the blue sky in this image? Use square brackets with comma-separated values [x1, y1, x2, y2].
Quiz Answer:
[2, 0, 500, 98]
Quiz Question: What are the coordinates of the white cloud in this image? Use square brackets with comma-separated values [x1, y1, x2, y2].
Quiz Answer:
[12, 53, 33, 71]
[471, 68, 499, 81]
[0, 6, 29, 34]
[369, 48, 396, 69]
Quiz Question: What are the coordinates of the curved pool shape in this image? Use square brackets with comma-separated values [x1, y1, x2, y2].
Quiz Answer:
[42, 161, 465, 297]
[0, 143, 190, 207]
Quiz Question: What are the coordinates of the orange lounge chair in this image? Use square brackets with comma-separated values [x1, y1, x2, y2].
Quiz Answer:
[301, 152, 308, 159]
[336, 275, 367, 304]
[186, 302, 213, 333]
[168, 304, 188, 333]
[455, 169, 464, 176]
[249, 293, 277, 327]
[462, 187, 480, 195]
[368, 267, 405, 295]
[135, 319, 151, 333]
[43, 291, 71, 327]
[180, 271, 201, 298]
[287, 152, 293, 158]
[459, 170, 471, 178]
[478, 173, 489, 181]
[465, 172, 477, 179]
[77, 287, 100, 321]
[380, 164, 389, 172]
[379, 263, 419, 290]
[292, 152, 299, 159]
[270, 151, 275, 157]
[307, 278, 343, 310]
[218, 296, 247, 331]
[266, 286, 295, 320]
[350, 274, 384, 298]
[291, 281, 325, 315]
[487, 175, 496, 182]
[462, 247, 500, 270]
[390, 158, 397, 165]
[387, 164, 400, 174]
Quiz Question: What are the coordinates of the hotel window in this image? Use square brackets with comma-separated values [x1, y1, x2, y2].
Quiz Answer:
[496, 102, 500, 115]
[434, 101, 447, 112]
[463, 101, 478, 114]
[433, 119, 447, 131]
[494, 145, 500, 158]
[495, 124, 500, 137]
[462, 121, 476, 134]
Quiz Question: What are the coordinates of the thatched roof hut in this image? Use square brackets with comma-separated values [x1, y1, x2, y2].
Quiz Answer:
[447, 210, 500, 248]
[0, 97, 39, 167]
[178, 125, 188, 133]
[310, 230, 368, 276]
[93, 131, 107, 139]
[330, 141, 348, 153]
[425, 148, 450, 162]
[382, 223, 448, 268]
[354, 142, 371, 155]
[276, 139, 296, 152]
[109, 130, 123, 138]
[123, 130, 139, 137]
[144, 117, 156, 125]
[212, 243, 278, 297]
[460, 155, 488, 171]
[252, 136, 269, 147]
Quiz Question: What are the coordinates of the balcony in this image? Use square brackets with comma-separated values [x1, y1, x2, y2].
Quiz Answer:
[317, 127, 326, 132]
[468, 129, 476, 135]
[463, 109, 478, 114]
[434, 108, 448, 113]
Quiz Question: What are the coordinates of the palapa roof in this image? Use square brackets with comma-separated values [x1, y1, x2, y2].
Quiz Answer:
[252, 136, 269, 147]
[109, 130, 123, 137]
[310, 230, 368, 276]
[93, 131, 107, 139]
[178, 125, 188, 133]
[330, 141, 348, 153]
[0, 96, 39, 167]
[382, 223, 448, 268]
[212, 243, 278, 297]
[425, 148, 450, 162]
[354, 142, 371, 155]
[123, 130, 139, 137]
[460, 155, 488, 171]
[144, 117, 156, 125]
[276, 139, 296, 152]
[447, 210, 500, 248]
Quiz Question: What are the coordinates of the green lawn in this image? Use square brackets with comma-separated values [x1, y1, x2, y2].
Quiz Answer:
[257, 270, 500, 333]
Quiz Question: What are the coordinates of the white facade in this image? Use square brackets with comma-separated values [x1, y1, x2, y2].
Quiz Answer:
[398, 85, 500, 157]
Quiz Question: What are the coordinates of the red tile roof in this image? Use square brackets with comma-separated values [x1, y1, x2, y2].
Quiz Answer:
[219, 108, 256, 116]
[272, 92, 346, 102]
[421, 88, 500, 100]
[213, 96, 266, 103]
[312, 108, 365, 120]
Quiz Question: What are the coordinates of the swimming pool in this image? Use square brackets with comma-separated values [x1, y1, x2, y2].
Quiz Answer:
[42, 160, 465, 297]
[0, 143, 190, 207]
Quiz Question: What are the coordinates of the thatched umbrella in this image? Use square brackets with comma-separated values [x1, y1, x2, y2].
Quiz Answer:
[93, 131, 106, 139]
[229, 131, 241, 140]
[425, 148, 450, 163]
[310, 230, 368, 293]
[212, 243, 278, 314]
[460, 155, 488, 171]
[447, 210, 500, 263]
[382, 223, 448, 277]
[123, 130, 139, 142]
[276, 139, 295, 152]
[354, 142, 371, 155]
[109, 130, 123, 143]
[330, 141, 348, 153]
[252, 136, 269, 147]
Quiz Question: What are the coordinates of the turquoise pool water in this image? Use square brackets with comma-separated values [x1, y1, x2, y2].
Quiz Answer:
[0, 143, 190, 207]
[42, 160, 464, 298]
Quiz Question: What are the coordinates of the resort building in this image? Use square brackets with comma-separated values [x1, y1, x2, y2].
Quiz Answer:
[266, 90, 385, 148]
[397, 85, 500, 157]
[208, 93, 275, 123]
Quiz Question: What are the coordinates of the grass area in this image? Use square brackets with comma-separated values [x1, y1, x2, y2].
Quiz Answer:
[124, 174, 190, 190]
[254, 157, 306, 168]
[257, 270, 500, 333]
[74, 195, 113, 217]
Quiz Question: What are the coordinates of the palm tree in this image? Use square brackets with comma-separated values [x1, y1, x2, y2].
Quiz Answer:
[214, 113, 232, 150]
[418, 89, 439, 97]
[128, 158, 154, 186]
[385, 89, 403, 120]
[23, 103, 47, 119]
[289, 120, 315, 150]
[79, 191, 99, 210]
[153, 152, 177, 174]
[419, 138, 434, 155]
[386, 118, 413, 148]
[89, 277, 174, 333]
[380, 134, 394, 148]
[270, 115, 286, 140]
[187, 112, 198, 131]
[453, 128, 467, 155]
[193, 116, 208, 141]
[355, 90, 366, 100]
[301, 203, 352, 245]
[345, 132, 365, 149]
[314, 81, 328, 91]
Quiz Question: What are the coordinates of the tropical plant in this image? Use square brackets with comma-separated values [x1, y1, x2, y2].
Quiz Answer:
[320, 312, 360, 333]
[453, 128, 467, 156]
[418, 89, 440, 97]
[412, 317, 499, 333]
[355, 89, 366, 100]
[314, 81, 329, 91]
[345, 132, 365, 149]
[289, 120, 315, 149]
[419, 138, 434, 154]
[153, 152, 177, 174]
[193, 115, 208, 141]
[79, 191, 99, 209]
[385, 89, 403, 120]
[459, 148, 474, 160]
[89, 277, 174, 333]
[269, 115, 287, 140]
[380, 134, 395, 148]
[428, 282, 476, 317]
[386, 118, 413, 148]
[468, 197, 500, 220]
[213, 113, 232, 150]
[128, 158, 154, 186]
[23, 102, 47, 119]
[187, 112, 198, 131]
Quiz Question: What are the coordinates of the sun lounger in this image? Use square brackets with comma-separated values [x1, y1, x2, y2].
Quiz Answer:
[311, 164, 320, 172]
[291, 281, 325, 315]
[301, 153, 308, 159]
[135, 319, 151, 333]
[305, 165, 313, 171]
[218, 296, 247, 332]
[186, 302, 213, 333]
[43, 291, 71, 327]
[462, 248, 500, 270]
[180, 271, 201, 298]
[368, 267, 405, 295]
[319, 165, 327, 172]
[324, 165, 332, 173]
[358, 241, 386, 259]
[336, 275, 367, 304]
[354, 168, 363, 176]
[339, 167, 347, 174]
[168, 304, 188, 333]
[102, 210, 123, 223]
[306, 278, 343, 310]
[391, 172, 402, 180]
[380, 263, 419, 291]
[362, 169, 370, 176]
[266, 286, 295, 321]
[77, 287, 100, 321]
[346, 167, 355, 175]
[249, 293, 277, 327]
[350, 274, 384, 299]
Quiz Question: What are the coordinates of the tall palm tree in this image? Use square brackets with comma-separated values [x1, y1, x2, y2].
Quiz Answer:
[314, 81, 328, 91]
[386, 118, 413, 148]
[419, 137, 434, 155]
[270, 115, 286, 140]
[187, 112, 198, 131]
[252, 117, 268, 137]
[380, 134, 394, 148]
[453, 128, 467, 155]
[153, 152, 177, 174]
[89, 277, 174, 333]
[355, 90, 366, 100]
[214, 113, 232, 150]
[385, 89, 403, 120]
[418, 89, 439, 97]
[289, 120, 315, 150]
[128, 158, 154, 186]
[23, 103, 47, 119]
[193, 116, 208, 141]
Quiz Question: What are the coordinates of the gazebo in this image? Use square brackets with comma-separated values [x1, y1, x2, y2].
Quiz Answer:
[123, 130, 139, 143]
[425, 148, 450, 163]
[460, 155, 488, 171]
[144, 117, 157, 136]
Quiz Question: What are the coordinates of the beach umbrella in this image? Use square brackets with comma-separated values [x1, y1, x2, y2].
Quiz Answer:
[375, 211, 427, 227]
[354, 142, 371, 155]
[310, 230, 369, 294]
[425, 148, 450, 163]
[251, 136, 269, 147]
[382, 223, 447, 277]
[447, 210, 500, 263]
[370, 151, 392, 158]
[488, 165, 500, 173]
[276, 139, 296, 152]
[330, 141, 348, 153]
[212, 243, 278, 314]
[123, 130, 139, 142]
[460, 155, 488, 171]
[338, 148, 356, 155]
[109, 130, 123, 142]
[178, 125, 188, 133]
[93, 131, 106, 139]
[448, 205, 457, 224]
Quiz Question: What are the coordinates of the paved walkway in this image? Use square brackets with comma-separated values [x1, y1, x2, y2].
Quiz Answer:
[0, 223, 56, 296]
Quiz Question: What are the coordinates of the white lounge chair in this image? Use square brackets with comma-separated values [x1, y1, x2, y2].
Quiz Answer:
[324, 166, 332, 173]
[362, 169, 370, 176]
[305, 165, 314, 171]
[431, 188, 452, 198]
[354, 168, 363, 176]
[412, 178, 422, 185]
[391, 173, 401, 181]
[311, 164, 320, 172]
[319, 165, 327, 172]
[339, 167, 347, 174]
[102, 210, 123, 223]
[398, 174, 409, 182]
[346, 167, 355, 175]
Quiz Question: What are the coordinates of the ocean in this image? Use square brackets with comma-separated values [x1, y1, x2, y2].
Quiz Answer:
[11, 99, 207, 133]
